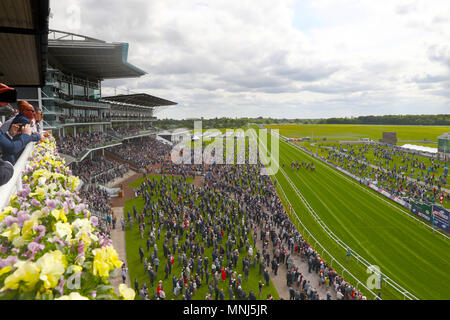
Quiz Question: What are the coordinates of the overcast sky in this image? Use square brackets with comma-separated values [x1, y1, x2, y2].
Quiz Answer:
[49, 0, 450, 119]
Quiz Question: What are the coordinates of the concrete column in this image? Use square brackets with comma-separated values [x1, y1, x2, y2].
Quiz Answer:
[74, 126, 77, 137]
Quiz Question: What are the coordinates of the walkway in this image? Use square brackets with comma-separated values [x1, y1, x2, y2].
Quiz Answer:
[109, 206, 130, 295]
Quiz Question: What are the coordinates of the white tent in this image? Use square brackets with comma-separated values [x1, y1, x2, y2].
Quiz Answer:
[400, 144, 438, 154]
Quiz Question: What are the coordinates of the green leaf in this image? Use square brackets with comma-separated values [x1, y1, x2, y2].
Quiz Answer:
[97, 285, 114, 292]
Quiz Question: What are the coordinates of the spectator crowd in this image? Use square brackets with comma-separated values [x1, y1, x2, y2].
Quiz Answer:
[71, 157, 129, 185]
[122, 157, 366, 300]
[323, 144, 449, 206]
[56, 132, 119, 158]
[109, 136, 171, 168]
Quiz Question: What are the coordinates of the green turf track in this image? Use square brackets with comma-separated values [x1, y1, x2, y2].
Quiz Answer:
[257, 129, 450, 300]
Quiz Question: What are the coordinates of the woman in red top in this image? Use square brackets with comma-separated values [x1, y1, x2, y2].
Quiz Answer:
[221, 267, 226, 281]
[157, 281, 162, 296]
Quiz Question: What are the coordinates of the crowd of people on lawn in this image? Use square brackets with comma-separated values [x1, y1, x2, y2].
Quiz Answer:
[324, 144, 449, 206]
[118, 160, 366, 300]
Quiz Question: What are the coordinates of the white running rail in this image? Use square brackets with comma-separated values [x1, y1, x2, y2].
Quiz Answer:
[252, 127, 419, 300]
[278, 132, 450, 241]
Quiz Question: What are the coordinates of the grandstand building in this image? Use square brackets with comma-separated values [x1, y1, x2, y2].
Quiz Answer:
[438, 132, 449, 161]
[11, 29, 177, 163]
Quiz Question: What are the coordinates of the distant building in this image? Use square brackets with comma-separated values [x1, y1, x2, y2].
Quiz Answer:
[438, 132, 449, 154]
[438, 132, 449, 161]
[379, 132, 397, 145]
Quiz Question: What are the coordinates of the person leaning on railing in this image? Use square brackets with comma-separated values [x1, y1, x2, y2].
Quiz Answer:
[0, 86, 41, 185]
[0, 106, 43, 165]
[4, 101, 50, 162]
[0, 83, 16, 185]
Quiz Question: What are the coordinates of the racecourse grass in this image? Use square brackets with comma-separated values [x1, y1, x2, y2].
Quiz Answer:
[295, 142, 450, 207]
[266, 124, 450, 144]
[123, 175, 280, 300]
[259, 129, 450, 300]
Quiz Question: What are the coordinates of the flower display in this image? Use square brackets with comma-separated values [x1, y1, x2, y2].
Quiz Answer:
[0, 137, 128, 300]
[118, 283, 135, 300]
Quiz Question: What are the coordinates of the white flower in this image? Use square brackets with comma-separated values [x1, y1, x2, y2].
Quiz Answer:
[55, 291, 89, 300]
[38, 177, 47, 186]
[71, 218, 92, 238]
[54, 221, 72, 241]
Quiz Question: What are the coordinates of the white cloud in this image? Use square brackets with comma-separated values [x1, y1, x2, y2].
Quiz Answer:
[49, 0, 450, 119]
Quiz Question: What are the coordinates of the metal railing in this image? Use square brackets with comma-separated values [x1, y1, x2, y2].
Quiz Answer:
[274, 171, 383, 300]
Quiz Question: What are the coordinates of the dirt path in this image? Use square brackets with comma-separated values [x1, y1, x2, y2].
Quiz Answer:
[109, 172, 143, 292]
[109, 206, 130, 295]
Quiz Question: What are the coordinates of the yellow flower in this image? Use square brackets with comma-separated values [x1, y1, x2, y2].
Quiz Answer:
[67, 265, 83, 274]
[1, 261, 41, 292]
[23, 175, 28, 182]
[1, 223, 21, 242]
[54, 221, 72, 241]
[55, 291, 89, 300]
[79, 232, 91, 247]
[51, 172, 65, 182]
[105, 246, 123, 269]
[36, 250, 67, 289]
[9, 194, 17, 205]
[68, 176, 80, 191]
[51, 208, 67, 223]
[92, 246, 122, 278]
[0, 266, 12, 277]
[0, 206, 13, 222]
[119, 284, 135, 300]
[31, 187, 46, 199]
[21, 220, 34, 240]
[32, 169, 52, 181]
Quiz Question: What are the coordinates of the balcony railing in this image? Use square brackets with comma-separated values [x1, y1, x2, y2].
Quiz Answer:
[0, 142, 35, 210]
[54, 97, 110, 109]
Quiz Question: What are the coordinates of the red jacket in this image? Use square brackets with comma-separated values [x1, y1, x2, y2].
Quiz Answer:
[221, 268, 226, 280]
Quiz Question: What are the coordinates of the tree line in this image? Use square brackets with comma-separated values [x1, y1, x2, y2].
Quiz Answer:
[317, 114, 450, 126]
[153, 114, 450, 129]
